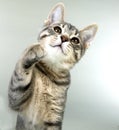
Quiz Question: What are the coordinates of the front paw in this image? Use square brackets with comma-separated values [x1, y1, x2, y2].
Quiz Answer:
[23, 44, 46, 68]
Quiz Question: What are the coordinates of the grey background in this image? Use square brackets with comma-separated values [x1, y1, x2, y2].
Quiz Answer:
[0, 0, 119, 130]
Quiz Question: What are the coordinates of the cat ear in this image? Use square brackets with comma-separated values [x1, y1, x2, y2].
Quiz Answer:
[44, 3, 64, 26]
[80, 24, 98, 49]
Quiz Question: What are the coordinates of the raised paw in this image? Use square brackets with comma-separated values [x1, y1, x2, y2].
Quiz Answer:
[23, 44, 46, 69]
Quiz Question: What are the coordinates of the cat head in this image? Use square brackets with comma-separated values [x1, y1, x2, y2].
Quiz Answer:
[38, 3, 98, 70]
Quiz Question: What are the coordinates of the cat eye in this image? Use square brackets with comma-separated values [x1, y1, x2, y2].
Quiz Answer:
[54, 26, 62, 34]
[70, 37, 79, 44]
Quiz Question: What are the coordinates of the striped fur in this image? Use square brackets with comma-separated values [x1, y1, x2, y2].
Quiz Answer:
[8, 3, 97, 130]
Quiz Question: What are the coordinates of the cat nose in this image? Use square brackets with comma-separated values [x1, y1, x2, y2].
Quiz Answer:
[61, 35, 69, 43]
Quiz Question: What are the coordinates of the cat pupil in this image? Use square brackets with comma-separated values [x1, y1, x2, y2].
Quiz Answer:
[71, 37, 79, 44]
[54, 26, 62, 34]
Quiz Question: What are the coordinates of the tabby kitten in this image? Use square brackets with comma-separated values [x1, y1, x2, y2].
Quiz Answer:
[8, 3, 97, 130]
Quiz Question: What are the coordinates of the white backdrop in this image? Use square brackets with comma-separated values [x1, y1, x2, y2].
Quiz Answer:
[0, 0, 119, 130]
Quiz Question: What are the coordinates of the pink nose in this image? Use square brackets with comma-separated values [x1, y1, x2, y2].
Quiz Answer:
[61, 35, 69, 42]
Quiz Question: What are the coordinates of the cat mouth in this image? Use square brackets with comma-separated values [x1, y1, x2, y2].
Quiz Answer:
[50, 43, 65, 54]
[50, 35, 69, 54]
[55, 44, 62, 48]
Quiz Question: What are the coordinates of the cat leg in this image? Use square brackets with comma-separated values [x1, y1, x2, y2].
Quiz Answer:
[16, 114, 26, 130]
[8, 44, 45, 111]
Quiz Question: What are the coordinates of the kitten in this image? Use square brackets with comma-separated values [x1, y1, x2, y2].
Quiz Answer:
[8, 3, 98, 130]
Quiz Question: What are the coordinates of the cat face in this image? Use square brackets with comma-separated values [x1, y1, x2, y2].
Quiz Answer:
[39, 22, 83, 62]
[38, 3, 97, 70]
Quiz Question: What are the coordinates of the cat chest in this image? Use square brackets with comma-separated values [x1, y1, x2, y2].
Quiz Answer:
[25, 71, 67, 124]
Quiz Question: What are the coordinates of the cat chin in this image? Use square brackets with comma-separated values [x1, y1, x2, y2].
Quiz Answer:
[49, 41, 70, 56]
[44, 42, 64, 56]
[49, 44, 65, 55]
